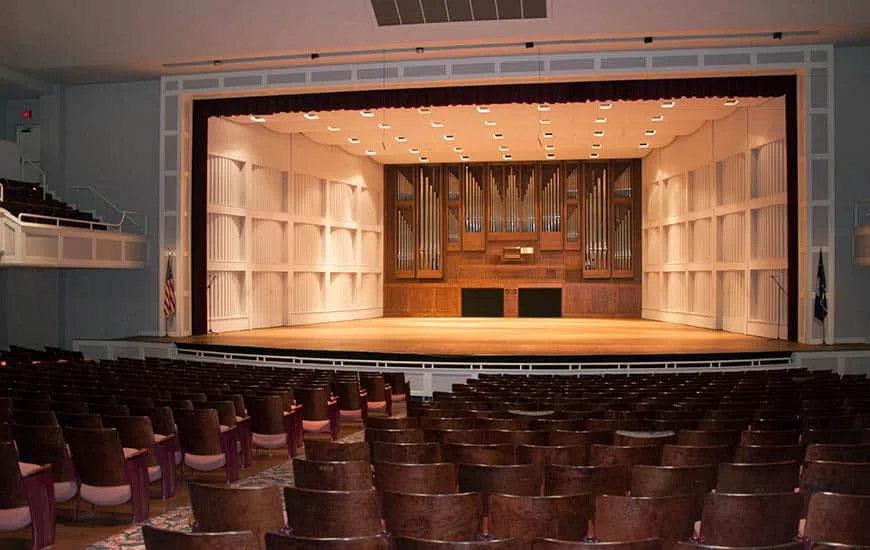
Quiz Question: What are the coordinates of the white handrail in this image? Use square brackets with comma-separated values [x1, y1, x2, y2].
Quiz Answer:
[17, 212, 120, 231]
[18, 153, 46, 199]
[72, 185, 147, 234]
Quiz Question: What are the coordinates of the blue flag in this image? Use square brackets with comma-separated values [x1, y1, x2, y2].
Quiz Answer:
[814, 254, 827, 323]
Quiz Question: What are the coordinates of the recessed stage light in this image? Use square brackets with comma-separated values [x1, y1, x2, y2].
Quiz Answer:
[360, 111, 375, 117]
[417, 107, 431, 115]
[378, 122, 391, 129]
[645, 129, 657, 136]
[303, 112, 319, 120]
[503, 154, 513, 160]
[431, 121, 444, 128]
[724, 98, 740, 106]
[639, 142, 650, 149]
[395, 136, 407, 142]
[542, 132, 553, 139]
[443, 134, 455, 141]
[419, 156, 429, 162]
[250, 116, 266, 123]
[348, 137, 361, 144]
[589, 152, 600, 158]
[484, 120, 497, 126]
[476, 106, 491, 113]
[364, 149, 376, 155]
[544, 144, 555, 151]
[453, 146, 464, 153]
[539, 119, 551, 125]
[661, 101, 676, 109]
[460, 155, 470, 161]
[591, 143, 602, 149]
[599, 103, 613, 110]
[593, 130, 605, 137]
[595, 116, 607, 124]
[493, 133, 504, 139]
[498, 145, 509, 152]
[651, 114, 665, 122]
[327, 126, 341, 132]
[546, 153, 556, 159]
[537, 104, 551, 111]
[408, 147, 420, 154]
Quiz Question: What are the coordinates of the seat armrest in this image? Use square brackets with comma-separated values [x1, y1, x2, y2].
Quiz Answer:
[21, 463, 52, 478]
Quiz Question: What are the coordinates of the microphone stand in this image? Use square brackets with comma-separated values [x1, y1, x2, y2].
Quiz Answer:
[769, 274, 787, 341]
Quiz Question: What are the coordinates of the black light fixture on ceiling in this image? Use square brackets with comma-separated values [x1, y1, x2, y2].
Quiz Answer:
[525, 41, 534, 49]
[773, 32, 783, 40]
[310, 53, 320, 60]
[643, 36, 653, 44]
[415, 47, 424, 54]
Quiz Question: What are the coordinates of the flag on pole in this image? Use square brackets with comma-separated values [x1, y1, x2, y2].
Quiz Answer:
[814, 253, 827, 323]
[163, 254, 176, 319]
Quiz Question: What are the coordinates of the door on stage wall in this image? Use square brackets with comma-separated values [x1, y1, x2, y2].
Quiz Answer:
[461, 288, 504, 317]
[15, 125, 41, 183]
[518, 289, 562, 318]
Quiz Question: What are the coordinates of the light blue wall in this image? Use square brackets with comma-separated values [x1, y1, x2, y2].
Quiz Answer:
[834, 45, 870, 341]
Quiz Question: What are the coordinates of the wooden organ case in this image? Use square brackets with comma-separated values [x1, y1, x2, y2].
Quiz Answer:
[385, 159, 642, 317]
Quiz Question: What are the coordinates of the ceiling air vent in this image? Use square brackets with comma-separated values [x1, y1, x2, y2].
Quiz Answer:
[371, 0, 547, 26]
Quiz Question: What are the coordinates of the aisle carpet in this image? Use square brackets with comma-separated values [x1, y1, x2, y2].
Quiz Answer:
[86, 430, 365, 550]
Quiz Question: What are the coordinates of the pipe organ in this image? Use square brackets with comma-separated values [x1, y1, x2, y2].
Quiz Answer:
[386, 159, 640, 286]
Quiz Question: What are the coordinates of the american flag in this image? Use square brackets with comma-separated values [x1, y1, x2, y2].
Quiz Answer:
[163, 255, 176, 318]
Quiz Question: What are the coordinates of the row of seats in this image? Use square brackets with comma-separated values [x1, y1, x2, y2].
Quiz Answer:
[0, 177, 108, 228]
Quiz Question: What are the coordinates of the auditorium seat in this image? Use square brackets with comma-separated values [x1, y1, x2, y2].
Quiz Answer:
[141, 525, 259, 550]
[660, 444, 734, 467]
[284, 487, 382, 538]
[266, 532, 391, 549]
[246, 395, 298, 459]
[304, 439, 370, 462]
[381, 491, 483, 542]
[594, 495, 696, 550]
[533, 538, 662, 550]
[544, 464, 629, 497]
[443, 443, 516, 465]
[458, 463, 542, 512]
[0, 441, 55, 549]
[103, 414, 176, 498]
[372, 441, 442, 464]
[549, 430, 612, 447]
[733, 444, 803, 464]
[805, 493, 870, 547]
[804, 443, 870, 462]
[395, 538, 523, 549]
[715, 461, 799, 493]
[740, 429, 801, 446]
[630, 465, 716, 517]
[801, 461, 870, 495]
[674, 542, 802, 550]
[366, 427, 426, 444]
[188, 482, 284, 549]
[64, 427, 150, 522]
[176, 408, 239, 483]
[295, 386, 340, 440]
[698, 492, 803, 547]
[488, 493, 591, 543]
[292, 458, 372, 490]
[374, 462, 457, 494]
[588, 444, 660, 467]
[365, 416, 420, 430]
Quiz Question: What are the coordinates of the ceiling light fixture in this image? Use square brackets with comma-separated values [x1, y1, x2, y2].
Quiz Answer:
[395, 136, 407, 142]
[599, 103, 613, 110]
[542, 132, 553, 139]
[408, 147, 420, 154]
[419, 156, 429, 162]
[364, 149, 376, 155]
[250, 116, 266, 123]
[595, 116, 607, 123]
[593, 130, 605, 137]
[537, 104, 551, 111]
[639, 142, 650, 149]
[539, 119, 551, 125]
[378, 122, 391, 129]
[443, 134, 455, 141]
[417, 107, 431, 114]
[651, 114, 665, 122]
[590, 152, 600, 158]
[460, 155, 470, 161]
[546, 153, 556, 159]
[498, 145, 509, 152]
[503, 154, 513, 160]
[327, 126, 341, 132]
[544, 144, 555, 151]
[484, 120, 497, 126]
[591, 143, 602, 149]
[661, 101, 676, 109]
[493, 133, 504, 139]
[360, 111, 375, 117]
[430, 121, 444, 128]
[724, 98, 740, 106]
[348, 137, 360, 144]
[476, 106, 491, 113]
[302, 112, 319, 120]
[453, 146, 464, 153]
[645, 129, 657, 136]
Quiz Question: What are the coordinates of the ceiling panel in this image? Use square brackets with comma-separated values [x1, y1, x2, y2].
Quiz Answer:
[395, 0, 425, 24]
[470, 0, 498, 21]
[226, 97, 772, 165]
[496, 0, 523, 20]
[421, 0, 450, 23]
[445, 0, 473, 21]
[370, 0, 401, 25]
[522, 0, 547, 19]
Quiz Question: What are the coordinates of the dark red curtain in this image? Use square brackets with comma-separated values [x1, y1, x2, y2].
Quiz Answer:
[191, 75, 798, 340]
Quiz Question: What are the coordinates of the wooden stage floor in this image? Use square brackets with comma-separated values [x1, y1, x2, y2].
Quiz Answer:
[171, 317, 848, 359]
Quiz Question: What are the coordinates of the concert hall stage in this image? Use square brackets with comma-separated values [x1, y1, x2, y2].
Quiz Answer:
[169, 317, 850, 363]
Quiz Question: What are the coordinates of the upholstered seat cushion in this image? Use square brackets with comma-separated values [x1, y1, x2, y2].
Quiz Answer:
[19, 461, 77, 503]
[153, 433, 171, 443]
[18, 461, 41, 476]
[391, 393, 407, 402]
[252, 433, 287, 449]
[367, 401, 387, 411]
[80, 484, 132, 506]
[184, 453, 226, 471]
[302, 419, 330, 432]
[340, 409, 363, 419]
[0, 506, 30, 531]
